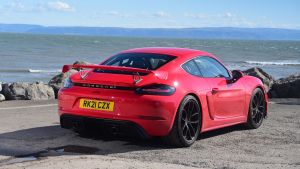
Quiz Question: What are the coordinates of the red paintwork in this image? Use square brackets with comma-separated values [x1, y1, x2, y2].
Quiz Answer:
[58, 47, 268, 136]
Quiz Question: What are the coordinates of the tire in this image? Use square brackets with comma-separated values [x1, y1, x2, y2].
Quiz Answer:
[163, 95, 201, 147]
[246, 88, 266, 129]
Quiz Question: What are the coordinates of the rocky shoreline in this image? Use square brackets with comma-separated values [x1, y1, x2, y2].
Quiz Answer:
[0, 61, 299, 102]
[243, 67, 300, 98]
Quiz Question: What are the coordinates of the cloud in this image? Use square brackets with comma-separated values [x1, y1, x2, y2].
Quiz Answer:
[105, 11, 130, 18]
[184, 12, 235, 20]
[154, 11, 170, 18]
[107, 11, 120, 16]
[46, 1, 74, 12]
[223, 12, 233, 18]
[3, 0, 28, 12]
[183, 12, 258, 27]
[0, 1, 74, 13]
[184, 13, 207, 19]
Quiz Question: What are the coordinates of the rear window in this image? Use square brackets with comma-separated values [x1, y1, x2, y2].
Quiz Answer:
[101, 53, 176, 70]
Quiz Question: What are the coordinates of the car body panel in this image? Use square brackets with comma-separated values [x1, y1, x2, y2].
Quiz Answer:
[58, 47, 268, 137]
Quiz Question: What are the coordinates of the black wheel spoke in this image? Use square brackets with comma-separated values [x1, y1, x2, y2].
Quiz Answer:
[186, 125, 190, 138]
[252, 109, 257, 117]
[257, 113, 262, 123]
[191, 112, 199, 117]
[252, 96, 257, 109]
[188, 123, 195, 136]
[182, 124, 188, 137]
[187, 127, 192, 140]
[258, 105, 265, 111]
[181, 110, 187, 124]
[258, 93, 263, 105]
[254, 112, 259, 123]
[190, 120, 199, 124]
[187, 102, 192, 115]
[190, 103, 195, 116]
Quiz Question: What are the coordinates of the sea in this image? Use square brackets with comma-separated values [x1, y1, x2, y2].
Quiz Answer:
[0, 33, 299, 83]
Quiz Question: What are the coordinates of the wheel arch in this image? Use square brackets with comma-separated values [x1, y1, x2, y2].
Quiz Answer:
[255, 85, 264, 92]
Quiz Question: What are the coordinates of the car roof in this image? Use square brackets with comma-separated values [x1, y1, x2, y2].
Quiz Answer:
[121, 47, 213, 58]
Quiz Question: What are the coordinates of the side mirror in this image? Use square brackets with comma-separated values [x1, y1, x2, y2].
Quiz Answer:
[228, 70, 244, 83]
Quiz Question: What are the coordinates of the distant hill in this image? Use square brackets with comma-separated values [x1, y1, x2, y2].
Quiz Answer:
[1, 23, 300, 40]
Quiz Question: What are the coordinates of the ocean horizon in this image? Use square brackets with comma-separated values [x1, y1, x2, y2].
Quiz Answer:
[0, 32, 299, 83]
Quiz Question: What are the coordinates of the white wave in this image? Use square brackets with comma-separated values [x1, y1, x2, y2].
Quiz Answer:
[0, 69, 60, 73]
[28, 69, 61, 73]
[244, 60, 300, 66]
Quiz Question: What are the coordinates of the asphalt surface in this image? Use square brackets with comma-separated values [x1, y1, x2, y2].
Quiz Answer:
[0, 99, 299, 169]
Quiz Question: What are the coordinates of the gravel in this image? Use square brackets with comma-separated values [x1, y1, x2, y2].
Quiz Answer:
[0, 99, 299, 169]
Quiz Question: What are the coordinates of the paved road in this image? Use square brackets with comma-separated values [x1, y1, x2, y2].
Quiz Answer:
[0, 99, 299, 169]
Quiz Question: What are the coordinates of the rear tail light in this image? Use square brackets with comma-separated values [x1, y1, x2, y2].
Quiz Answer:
[136, 84, 176, 96]
[63, 78, 73, 88]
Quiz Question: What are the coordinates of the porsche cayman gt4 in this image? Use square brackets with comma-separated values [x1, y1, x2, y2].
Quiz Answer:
[58, 47, 268, 147]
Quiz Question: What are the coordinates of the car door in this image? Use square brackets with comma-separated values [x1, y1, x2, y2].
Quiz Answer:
[194, 56, 245, 119]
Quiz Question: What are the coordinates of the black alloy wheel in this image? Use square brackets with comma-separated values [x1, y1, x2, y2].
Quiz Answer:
[246, 88, 266, 129]
[164, 95, 201, 147]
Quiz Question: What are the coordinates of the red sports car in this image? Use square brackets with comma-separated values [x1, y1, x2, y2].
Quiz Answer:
[58, 47, 268, 147]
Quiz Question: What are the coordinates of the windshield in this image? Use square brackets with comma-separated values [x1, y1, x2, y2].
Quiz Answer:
[101, 53, 176, 70]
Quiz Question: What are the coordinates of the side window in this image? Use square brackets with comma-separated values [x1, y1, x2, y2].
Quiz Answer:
[194, 57, 230, 78]
[182, 60, 201, 76]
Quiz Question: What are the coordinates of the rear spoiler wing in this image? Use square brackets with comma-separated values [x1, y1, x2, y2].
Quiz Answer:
[62, 64, 168, 82]
[62, 64, 152, 74]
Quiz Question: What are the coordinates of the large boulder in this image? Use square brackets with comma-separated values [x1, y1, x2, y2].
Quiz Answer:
[48, 69, 77, 98]
[269, 74, 300, 98]
[2, 82, 27, 100]
[0, 94, 5, 102]
[2, 82, 55, 100]
[48, 61, 91, 98]
[243, 67, 274, 92]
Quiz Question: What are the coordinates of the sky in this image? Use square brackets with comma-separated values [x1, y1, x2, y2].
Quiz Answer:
[0, 0, 299, 29]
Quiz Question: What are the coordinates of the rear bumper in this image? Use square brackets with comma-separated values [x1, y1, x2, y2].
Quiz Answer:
[60, 114, 150, 139]
[58, 87, 180, 136]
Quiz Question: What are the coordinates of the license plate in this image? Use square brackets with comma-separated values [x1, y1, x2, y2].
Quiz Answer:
[79, 99, 114, 111]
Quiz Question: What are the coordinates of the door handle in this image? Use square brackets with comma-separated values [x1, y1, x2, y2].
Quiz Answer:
[212, 88, 219, 94]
